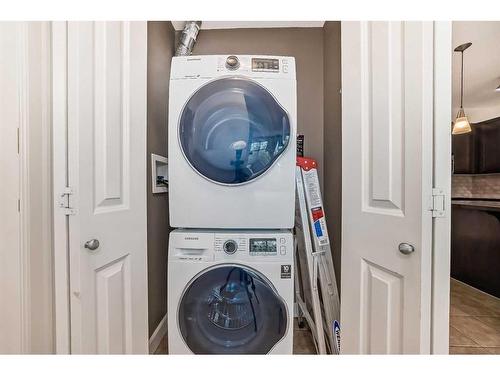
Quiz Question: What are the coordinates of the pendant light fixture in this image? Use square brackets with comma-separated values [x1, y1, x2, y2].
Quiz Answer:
[453, 42, 473, 135]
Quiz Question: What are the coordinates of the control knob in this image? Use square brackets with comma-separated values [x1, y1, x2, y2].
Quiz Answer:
[223, 240, 238, 254]
[225, 55, 240, 70]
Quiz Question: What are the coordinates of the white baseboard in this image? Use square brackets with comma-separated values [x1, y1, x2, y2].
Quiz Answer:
[149, 314, 167, 354]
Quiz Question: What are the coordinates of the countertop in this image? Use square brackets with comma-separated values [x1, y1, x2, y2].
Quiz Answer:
[452, 199, 500, 211]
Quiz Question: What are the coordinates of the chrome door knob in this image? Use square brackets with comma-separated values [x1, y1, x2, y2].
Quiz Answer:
[398, 243, 414, 255]
[84, 239, 100, 251]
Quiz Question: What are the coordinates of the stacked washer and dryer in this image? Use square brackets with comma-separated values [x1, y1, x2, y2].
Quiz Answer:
[167, 55, 297, 354]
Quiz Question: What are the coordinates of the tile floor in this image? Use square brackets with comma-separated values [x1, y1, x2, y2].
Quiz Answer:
[154, 278, 500, 355]
[154, 318, 316, 354]
[449, 278, 500, 354]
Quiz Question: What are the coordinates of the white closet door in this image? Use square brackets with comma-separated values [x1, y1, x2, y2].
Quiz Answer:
[0, 22, 22, 354]
[67, 21, 148, 354]
[341, 21, 434, 354]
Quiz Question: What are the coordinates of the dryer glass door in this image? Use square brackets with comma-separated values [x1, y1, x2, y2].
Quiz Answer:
[179, 77, 291, 184]
[178, 265, 288, 354]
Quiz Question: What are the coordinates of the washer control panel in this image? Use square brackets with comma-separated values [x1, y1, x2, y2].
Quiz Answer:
[170, 231, 293, 263]
[249, 238, 277, 255]
[215, 236, 247, 254]
[223, 239, 238, 254]
[214, 235, 289, 257]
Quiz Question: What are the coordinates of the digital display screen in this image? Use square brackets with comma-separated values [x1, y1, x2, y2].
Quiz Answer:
[252, 58, 279, 72]
[250, 238, 277, 253]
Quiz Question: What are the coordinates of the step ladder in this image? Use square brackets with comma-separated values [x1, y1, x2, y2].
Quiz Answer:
[294, 157, 341, 354]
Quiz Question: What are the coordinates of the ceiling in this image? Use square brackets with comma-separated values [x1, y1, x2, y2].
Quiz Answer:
[171, 21, 500, 122]
[453, 21, 500, 121]
[171, 21, 325, 31]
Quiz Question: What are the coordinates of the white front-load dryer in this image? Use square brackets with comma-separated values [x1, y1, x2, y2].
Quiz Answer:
[167, 229, 294, 354]
[168, 55, 297, 229]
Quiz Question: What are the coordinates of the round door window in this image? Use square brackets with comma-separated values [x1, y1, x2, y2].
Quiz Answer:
[179, 77, 291, 184]
[178, 265, 288, 354]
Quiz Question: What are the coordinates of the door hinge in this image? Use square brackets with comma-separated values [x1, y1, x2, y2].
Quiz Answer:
[431, 188, 446, 218]
[58, 187, 77, 215]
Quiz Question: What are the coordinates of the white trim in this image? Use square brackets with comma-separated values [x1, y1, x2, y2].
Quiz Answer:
[40, 20, 55, 354]
[28, 21, 55, 353]
[18, 21, 32, 354]
[52, 21, 71, 354]
[148, 314, 168, 354]
[431, 21, 452, 354]
[171, 21, 325, 31]
[419, 21, 435, 354]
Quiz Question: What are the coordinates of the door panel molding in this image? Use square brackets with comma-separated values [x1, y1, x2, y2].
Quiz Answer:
[94, 22, 131, 214]
[361, 259, 403, 354]
[361, 22, 405, 216]
[95, 254, 133, 354]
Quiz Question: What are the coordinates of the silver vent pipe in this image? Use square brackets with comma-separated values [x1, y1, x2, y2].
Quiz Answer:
[175, 21, 202, 56]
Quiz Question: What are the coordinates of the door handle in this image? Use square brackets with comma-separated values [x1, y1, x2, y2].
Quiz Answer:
[84, 239, 100, 251]
[398, 243, 415, 255]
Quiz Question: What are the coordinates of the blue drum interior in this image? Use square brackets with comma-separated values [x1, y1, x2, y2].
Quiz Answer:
[179, 77, 291, 184]
[178, 265, 287, 354]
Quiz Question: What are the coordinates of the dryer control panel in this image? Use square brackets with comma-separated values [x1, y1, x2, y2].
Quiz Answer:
[170, 55, 296, 80]
[251, 58, 279, 72]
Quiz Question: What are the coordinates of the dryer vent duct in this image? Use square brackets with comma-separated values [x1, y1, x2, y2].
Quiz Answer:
[175, 21, 202, 56]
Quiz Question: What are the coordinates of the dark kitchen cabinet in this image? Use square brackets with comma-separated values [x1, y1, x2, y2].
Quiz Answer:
[452, 116, 500, 174]
[451, 204, 500, 298]
[476, 117, 500, 173]
[452, 130, 475, 173]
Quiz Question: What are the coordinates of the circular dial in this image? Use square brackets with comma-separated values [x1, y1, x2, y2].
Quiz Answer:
[225, 55, 240, 70]
[223, 240, 238, 254]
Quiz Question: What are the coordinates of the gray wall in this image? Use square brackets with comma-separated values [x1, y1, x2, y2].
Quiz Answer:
[147, 21, 175, 336]
[323, 22, 342, 288]
[183, 27, 325, 182]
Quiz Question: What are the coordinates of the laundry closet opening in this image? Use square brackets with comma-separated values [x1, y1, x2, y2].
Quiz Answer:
[146, 22, 342, 354]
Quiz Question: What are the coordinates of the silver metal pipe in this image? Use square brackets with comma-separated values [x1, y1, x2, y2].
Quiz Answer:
[175, 21, 202, 56]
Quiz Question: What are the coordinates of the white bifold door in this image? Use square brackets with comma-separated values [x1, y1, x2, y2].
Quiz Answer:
[56, 21, 149, 354]
[0, 22, 23, 354]
[341, 21, 438, 354]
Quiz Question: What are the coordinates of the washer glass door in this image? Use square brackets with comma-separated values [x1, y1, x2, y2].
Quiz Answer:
[179, 77, 291, 184]
[178, 265, 288, 354]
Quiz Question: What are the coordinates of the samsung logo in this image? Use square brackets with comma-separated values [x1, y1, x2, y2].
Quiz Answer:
[184, 237, 199, 241]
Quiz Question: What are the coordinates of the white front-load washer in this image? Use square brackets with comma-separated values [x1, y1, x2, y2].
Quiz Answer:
[168, 55, 297, 229]
[167, 229, 294, 354]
